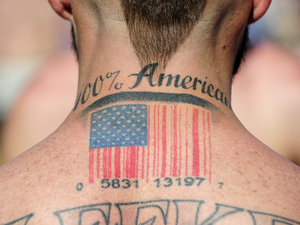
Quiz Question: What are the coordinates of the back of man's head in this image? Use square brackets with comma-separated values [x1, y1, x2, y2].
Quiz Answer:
[51, 0, 270, 76]
[120, 0, 207, 69]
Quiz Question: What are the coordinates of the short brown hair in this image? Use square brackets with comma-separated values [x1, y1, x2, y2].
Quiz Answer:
[71, 0, 249, 75]
[121, 0, 207, 69]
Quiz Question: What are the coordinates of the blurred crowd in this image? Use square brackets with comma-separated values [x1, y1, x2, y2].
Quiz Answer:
[0, 0, 73, 119]
[0, 0, 78, 163]
[0, 0, 300, 165]
[249, 0, 300, 55]
[233, 0, 300, 165]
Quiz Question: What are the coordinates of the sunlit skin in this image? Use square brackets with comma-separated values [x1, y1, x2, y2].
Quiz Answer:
[0, 0, 300, 224]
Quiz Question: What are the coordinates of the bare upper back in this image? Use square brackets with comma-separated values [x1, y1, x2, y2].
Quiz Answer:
[1, 111, 299, 225]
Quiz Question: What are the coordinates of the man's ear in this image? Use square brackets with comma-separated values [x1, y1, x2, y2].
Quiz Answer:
[248, 0, 272, 24]
[48, 0, 73, 21]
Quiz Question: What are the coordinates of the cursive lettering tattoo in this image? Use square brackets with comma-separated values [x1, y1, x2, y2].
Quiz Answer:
[74, 71, 123, 111]
[5, 200, 300, 224]
[74, 64, 231, 112]
[128, 64, 231, 110]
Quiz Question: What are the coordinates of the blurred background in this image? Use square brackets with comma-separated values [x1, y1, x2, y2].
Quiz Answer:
[0, 0, 299, 165]
[0, 0, 78, 163]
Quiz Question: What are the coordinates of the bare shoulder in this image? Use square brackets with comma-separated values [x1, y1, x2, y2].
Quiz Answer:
[0, 127, 88, 224]
[206, 122, 300, 222]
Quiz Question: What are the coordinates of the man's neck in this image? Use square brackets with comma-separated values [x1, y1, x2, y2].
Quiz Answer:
[70, 18, 237, 118]
[71, 61, 234, 119]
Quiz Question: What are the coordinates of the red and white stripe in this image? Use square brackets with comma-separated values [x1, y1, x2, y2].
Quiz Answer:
[89, 104, 212, 183]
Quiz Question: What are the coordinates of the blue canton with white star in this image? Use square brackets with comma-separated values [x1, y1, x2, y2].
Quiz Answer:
[90, 104, 148, 149]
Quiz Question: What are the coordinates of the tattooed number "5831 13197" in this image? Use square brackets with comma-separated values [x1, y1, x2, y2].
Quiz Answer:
[101, 179, 139, 189]
[154, 177, 205, 188]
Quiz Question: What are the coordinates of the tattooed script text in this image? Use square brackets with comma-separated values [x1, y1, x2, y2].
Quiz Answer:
[74, 63, 231, 111]
[5, 199, 300, 225]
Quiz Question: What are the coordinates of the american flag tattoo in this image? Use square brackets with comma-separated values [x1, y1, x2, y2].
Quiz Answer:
[89, 104, 212, 183]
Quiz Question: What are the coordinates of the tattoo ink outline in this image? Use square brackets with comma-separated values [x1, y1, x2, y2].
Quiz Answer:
[53, 203, 112, 225]
[248, 210, 300, 225]
[4, 214, 34, 225]
[115, 200, 170, 225]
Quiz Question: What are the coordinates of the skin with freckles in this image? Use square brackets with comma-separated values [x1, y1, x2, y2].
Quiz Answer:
[0, 0, 300, 224]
